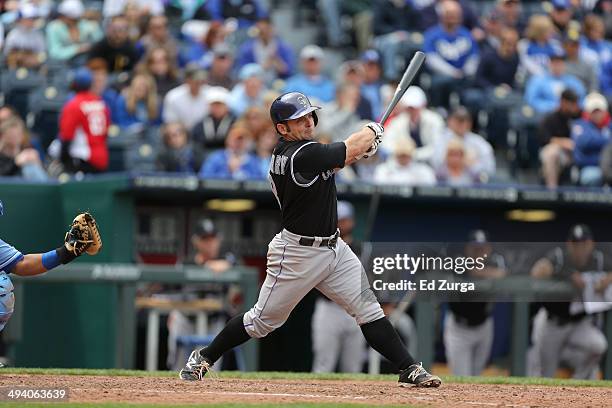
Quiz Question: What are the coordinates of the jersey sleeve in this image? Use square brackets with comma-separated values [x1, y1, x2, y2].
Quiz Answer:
[292, 142, 346, 173]
[0, 238, 24, 274]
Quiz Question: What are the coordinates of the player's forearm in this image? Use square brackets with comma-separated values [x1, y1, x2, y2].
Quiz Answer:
[343, 128, 376, 164]
[11, 254, 47, 276]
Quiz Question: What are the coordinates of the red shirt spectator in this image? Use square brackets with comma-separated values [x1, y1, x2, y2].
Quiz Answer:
[59, 68, 110, 172]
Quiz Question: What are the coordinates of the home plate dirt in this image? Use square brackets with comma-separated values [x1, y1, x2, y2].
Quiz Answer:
[3, 374, 612, 407]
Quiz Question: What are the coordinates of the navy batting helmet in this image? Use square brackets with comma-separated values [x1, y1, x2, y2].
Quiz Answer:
[270, 92, 320, 130]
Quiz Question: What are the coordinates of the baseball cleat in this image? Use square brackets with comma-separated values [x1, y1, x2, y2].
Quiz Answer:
[179, 347, 212, 381]
[398, 362, 442, 388]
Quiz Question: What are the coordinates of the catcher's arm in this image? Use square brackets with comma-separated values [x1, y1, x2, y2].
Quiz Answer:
[10, 212, 102, 277]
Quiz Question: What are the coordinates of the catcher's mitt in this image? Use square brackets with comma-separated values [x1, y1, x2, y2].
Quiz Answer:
[64, 212, 102, 256]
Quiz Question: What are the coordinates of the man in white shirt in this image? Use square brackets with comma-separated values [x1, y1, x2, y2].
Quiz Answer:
[374, 136, 437, 186]
[163, 64, 209, 132]
[432, 106, 495, 178]
[383, 86, 445, 163]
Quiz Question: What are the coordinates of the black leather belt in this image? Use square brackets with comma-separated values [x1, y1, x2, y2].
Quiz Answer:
[298, 232, 338, 248]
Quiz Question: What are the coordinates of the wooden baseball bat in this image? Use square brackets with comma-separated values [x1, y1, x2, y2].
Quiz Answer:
[378, 51, 427, 126]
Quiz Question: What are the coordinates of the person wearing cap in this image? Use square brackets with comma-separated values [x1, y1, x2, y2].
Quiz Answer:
[563, 29, 599, 92]
[282, 45, 335, 103]
[204, 0, 268, 30]
[136, 15, 178, 61]
[311, 200, 366, 373]
[114, 73, 162, 129]
[433, 107, 495, 179]
[199, 124, 261, 180]
[384, 86, 445, 163]
[3, 3, 45, 69]
[517, 14, 564, 78]
[529, 224, 610, 379]
[524, 49, 586, 115]
[56, 67, 111, 173]
[191, 86, 236, 150]
[538, 89, 581, 188]
[206, 44, 236, 89]
[423, 0, 480, 108]
[88, 14, 138, 73]
[549, 0, 576, 37]
[571, 92, 611, 186]
[374, 136, 436, 186]
[46, 0, 102, 61]
[360, 50, 384, 119]
[444, 230, 506, 376]
[162, 63, 210, 131]
[228, 63, 266, 117]
[236, 17, 295, 81]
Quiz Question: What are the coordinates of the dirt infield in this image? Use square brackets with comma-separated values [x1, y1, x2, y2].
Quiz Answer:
[3, 374, 612, 407]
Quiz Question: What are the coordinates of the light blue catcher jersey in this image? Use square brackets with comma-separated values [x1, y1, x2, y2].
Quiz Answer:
[0, 238, 22, 331]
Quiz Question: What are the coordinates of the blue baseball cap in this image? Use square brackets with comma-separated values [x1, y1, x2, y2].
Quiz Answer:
[0, 200, 3, 216]
[552, 0, 571, 9]
[239, 63, 264, 80]
[360, 49, 380, 64]
[71, 67, 93, 91]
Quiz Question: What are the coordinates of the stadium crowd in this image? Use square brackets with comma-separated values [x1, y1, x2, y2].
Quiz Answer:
[1, 0, 612, 188]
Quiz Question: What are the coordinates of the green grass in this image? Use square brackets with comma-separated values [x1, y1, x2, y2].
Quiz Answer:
[1, 367, 611, 388]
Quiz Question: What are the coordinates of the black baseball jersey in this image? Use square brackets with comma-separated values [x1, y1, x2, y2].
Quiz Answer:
[268, 138, 346, 237]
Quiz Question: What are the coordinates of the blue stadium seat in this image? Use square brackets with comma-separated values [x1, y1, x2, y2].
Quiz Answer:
[28, 86, 70, 151]
[0, 68, 45, 119]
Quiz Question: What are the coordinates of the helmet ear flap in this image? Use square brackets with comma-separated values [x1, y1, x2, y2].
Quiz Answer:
[313, 111, 318, 126]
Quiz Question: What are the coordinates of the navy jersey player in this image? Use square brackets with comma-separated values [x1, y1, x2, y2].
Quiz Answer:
[180, 92, 441, 387]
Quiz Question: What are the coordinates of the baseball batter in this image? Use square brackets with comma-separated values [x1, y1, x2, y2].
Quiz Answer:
[180, 92, 441, 387]
[0, 201, 102, 340]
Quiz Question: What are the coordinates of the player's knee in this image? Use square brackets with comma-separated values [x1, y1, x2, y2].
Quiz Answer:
[590, 333, 608, 357]
[354, 302, 385, 326]
[243, 310, 283, 338]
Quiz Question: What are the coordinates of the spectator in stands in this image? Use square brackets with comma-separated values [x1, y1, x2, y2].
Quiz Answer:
[318, 0, 372, 52]
[518, 14, 563, 77]
[136, 15, 178, 61]
[529, 224, 609, 379]
[236, 17, 294, 82]
[89, 14, 138, 73]
[563, 29, 600, 92]
[371, 0, 417, 81]
[46, 0, 102, 62]
[494, 0, 526, 34]
[384, 86, 445, 163]
[228, 64, 266, 116]
[181, 22, 227, 67]
[433, 107, 495, 179]
[360, 50, 384, 119]
[241, 106, 269, 140]
[593, 0, 612, 39]
[319, 83, 366, 142]
[199, 125, 260, 180]
[423, 0, 479, 108]
[572, 92, 611, 186]
[582, 14, 612, 70]
[3, 3, 45, 69]
[56, 68, 111, 173]
[417, 0, 483, 36]
[524, 50, 586, 115]
[114, 73, 162, 130]
[123, 2, 145, 42]
[479, 9, 504, 55]
[156, 122, 204, 173]
[436, 137, 483, 186]
[207, 44, 236, 89]
[549, 0, 575, 37]
[254, 123, 277, 178]
[205, 0, 267, 30]
[136, 47, 181, 98]
[283, 45, 335, 103]
[0, 117, 47, 181]
[162, 63, 209, 131]
[337, 61, 373, 120]
[0, 106, 19, 124]
[539, 89, 581, 189]
[191, 87, 236, 150]
[374, 137, 436, 186]
[103, 0, 164, 19]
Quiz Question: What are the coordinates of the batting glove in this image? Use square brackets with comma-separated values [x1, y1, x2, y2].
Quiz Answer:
[362, 135, 382, 159]
[366, 122, 384, 138]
